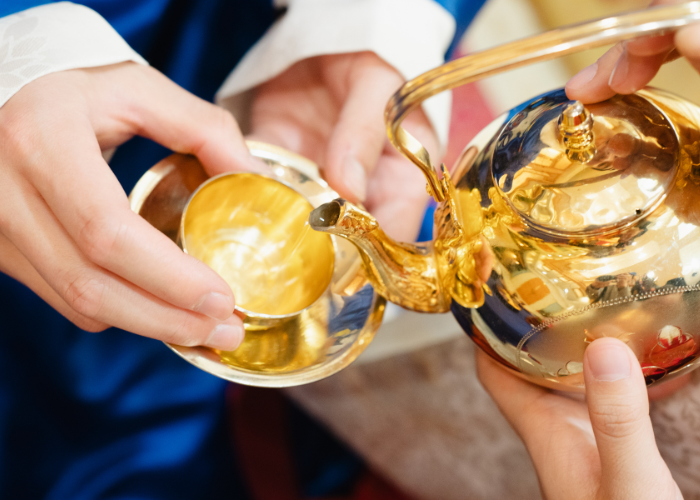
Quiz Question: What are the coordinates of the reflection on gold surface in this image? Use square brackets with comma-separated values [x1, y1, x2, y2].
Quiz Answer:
[498, 94, 678, 236]
[219, 296, 329, 372]
[309, 199, 451, 313]
[131, 6, 700, 390]
[325, 83, 700, 391]
[369, 4, 700, 390]
[129, 146, 384, 388]
[182, 174, 334, 316]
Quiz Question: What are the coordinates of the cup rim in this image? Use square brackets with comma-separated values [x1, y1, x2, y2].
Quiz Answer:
[179, 170, 335, 321]
[128, 143, 385, 388]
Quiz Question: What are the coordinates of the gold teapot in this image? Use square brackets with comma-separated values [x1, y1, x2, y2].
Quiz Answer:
[132, 3, 700, 390]
[309, 2, 700, 391]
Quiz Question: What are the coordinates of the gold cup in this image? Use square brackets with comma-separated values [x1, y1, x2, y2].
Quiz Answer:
[129, 141, 385, 387]
[181, 173, 335, 318]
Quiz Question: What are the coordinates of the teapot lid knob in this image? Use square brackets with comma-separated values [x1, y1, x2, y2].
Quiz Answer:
[558, 101, 596, 163]
[491, 90, 680, 237]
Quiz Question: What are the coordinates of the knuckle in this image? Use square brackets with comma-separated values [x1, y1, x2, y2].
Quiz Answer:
[78, 214, 125, 266]
[181, 105, 239, 157]
[163, 314, 208, 347]
[63, 272, 106, 319]
[213, 107, 238, 133]
[589, 402, 647, 439]
[0, 111, 37, 162]
[206, 107, 240, 145]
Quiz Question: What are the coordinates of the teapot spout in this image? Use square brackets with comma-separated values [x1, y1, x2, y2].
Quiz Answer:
[309, 199, 451, 313]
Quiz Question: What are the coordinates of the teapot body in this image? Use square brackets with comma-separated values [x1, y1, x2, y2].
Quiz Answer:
[449, 88, 700, 390]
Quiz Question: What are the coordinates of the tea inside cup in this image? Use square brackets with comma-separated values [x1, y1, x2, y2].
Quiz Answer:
[181, 173, 335, 317]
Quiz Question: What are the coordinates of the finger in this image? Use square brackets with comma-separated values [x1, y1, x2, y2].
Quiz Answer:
[475, 350, 553, 441]
[3, 172, 244, 350]
[675, 22, 700, 74]
[608, 44, 672, 95]
[324, 53, 405, 204]
[626, 33, 675, 57]
[583, 338, 679, 498]
[88, 63, 268, 175]
[565, 0, 681, 103]
[363, 157, 426, 241]
[477, 351, 603, 499]
[566, 43, 625, 103]
[566, 40, 673, 104]
[363, 107, 437, 241]
[0, 232, 108, 333]
[247, 58, 333, 159]
[20, 118, 237, 322]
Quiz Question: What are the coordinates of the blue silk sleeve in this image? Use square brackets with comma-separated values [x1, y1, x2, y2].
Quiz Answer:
[0, 0, 46, 17]
[2, 1, 487, 59]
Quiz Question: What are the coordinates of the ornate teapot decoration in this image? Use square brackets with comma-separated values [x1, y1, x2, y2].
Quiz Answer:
[309, 2, 700, 390]
[132, 3, 700, 389]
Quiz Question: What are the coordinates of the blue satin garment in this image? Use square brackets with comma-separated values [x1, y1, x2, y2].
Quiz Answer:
[0, 1, 484, 498]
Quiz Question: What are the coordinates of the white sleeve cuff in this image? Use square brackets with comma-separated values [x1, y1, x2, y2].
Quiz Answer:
[216, 0, 456, 148]
[0, 2, 147, 108]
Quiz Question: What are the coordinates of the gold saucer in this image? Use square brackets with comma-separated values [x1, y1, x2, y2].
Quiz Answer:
[129, 141, 385, 387]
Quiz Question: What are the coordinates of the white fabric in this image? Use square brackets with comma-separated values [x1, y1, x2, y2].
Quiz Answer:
[216, 0, 456, 148]
[0, 2, 147, 107]
[0, 0, 455, 147]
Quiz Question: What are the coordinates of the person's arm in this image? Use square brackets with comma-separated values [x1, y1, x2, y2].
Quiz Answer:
[0, 3, 266, 348]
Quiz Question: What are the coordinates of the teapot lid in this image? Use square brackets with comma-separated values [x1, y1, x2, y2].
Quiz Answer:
[492, 89, 679, 237]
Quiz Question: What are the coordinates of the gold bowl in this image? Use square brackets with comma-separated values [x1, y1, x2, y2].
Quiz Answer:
[129, 141, 385, 387]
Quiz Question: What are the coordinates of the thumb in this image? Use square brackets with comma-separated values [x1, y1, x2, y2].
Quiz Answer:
[325, 54, 404, 204]
[584, 338, 679, 499]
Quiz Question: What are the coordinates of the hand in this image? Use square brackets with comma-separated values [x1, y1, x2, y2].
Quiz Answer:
[248, 51, 437, 241]
[0, 62, 262, 349]
[565, 0, 699, 104]
[477, 338, 684, 500]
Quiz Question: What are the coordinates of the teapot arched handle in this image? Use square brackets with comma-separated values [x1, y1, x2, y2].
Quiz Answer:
[386, 2, 700, 202]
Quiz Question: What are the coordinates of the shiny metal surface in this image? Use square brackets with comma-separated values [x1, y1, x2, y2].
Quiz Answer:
[452, 88, 700, 390]
[558, 101, 596, 163]
[316, 87, 700, 391]
[129, 142, 385, 387]
[385, 2, 700, 202]
[307, 4, 700, 390]
[132, 5, 700, 389]
[492, 91, 679, 237]
[182, 174, 335, 317]
[310, 199, 451, 313]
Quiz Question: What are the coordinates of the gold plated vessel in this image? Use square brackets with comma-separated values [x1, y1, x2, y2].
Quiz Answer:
[310, 3, 700, 390]
[129, 142, 385, 387]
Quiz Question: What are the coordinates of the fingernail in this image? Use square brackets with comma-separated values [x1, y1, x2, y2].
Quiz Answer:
[568, 62, 598, 90]
[195, 292, 233, 321]
[342, 156, 367, 202]
[206, 321, 244, 351]
[587, 341, 631, 382]
[609, 47, 630, 92]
